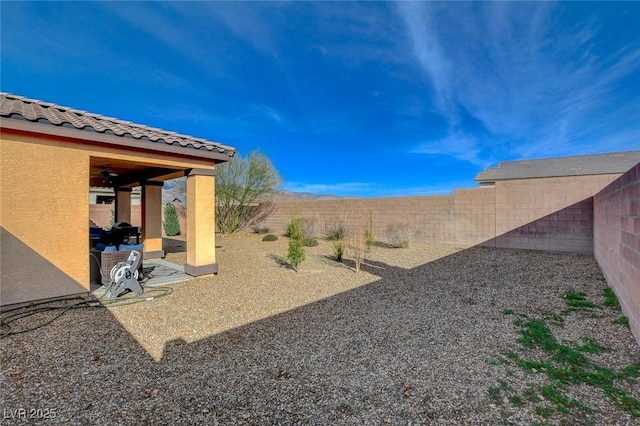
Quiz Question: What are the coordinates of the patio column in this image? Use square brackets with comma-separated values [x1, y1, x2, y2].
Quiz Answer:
[114, 187, 132, 223]
[185, 168, 217, 276]
[141, 181, 164, 259]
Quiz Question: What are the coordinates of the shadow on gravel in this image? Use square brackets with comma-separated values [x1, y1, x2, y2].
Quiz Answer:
[2, 248, 637, 424]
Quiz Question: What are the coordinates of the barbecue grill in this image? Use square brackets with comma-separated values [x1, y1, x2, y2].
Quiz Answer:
[102, 222, 141, 246]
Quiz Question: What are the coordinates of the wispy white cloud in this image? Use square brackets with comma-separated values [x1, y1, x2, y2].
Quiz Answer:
[396, 2, 640, 161]
[104, 3, 190, 58]
[396, 2, 454, 118]
[103, 2, 243, 81]
[199, 3, 282, 60]
[243, 104, 284, 124]
[410, 134, 492, 168]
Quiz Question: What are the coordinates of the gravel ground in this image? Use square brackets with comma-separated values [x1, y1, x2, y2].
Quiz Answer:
[1, 230, 639, 425]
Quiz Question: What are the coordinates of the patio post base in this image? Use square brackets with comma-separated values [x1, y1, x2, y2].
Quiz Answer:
[143, 250, 165, 259]
[184, 263, 218, 276]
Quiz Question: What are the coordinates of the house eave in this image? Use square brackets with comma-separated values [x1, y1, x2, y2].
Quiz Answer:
[0, 117, 234, 163]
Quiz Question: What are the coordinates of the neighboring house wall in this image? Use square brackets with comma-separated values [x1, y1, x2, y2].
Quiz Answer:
[257, 174, 621, 254]
[593, 163, 640, 344]
[89, 204, 186, 236]
[89, 204, 142, 228]
[89, 188, 142, 205]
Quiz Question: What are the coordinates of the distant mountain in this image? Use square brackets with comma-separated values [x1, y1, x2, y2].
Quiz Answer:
[162, 186, 185, 205]
[162, 187, 349, 205]
[269, 190, 350, 202]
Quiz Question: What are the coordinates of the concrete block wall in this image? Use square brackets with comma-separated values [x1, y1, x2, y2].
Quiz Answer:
[487, 199, 594, 254]
[454, 187, 496, 246]
[258, 174, 619, 252]
[260, 195, 455, 244]
[495, 175, 619, 237]
[594, 163, 640, 344]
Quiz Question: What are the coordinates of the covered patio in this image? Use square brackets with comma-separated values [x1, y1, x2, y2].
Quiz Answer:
[0, 93, 235, 306]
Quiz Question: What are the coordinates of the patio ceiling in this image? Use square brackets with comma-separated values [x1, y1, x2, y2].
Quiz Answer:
[90, 157, 185, 188]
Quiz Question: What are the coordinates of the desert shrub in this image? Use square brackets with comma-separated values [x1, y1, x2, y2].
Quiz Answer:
[347, 210, 368, 272]
[386, 223, 410, 248]
[285, 216, 305, 271]
[262, 234, 278, 242]
[303, 238, 319, 247]
[301, 217, 318, 240]
[326, 217, 348, 240]
[332, 239, 345, 262]
[163, 203, 181, 236]
[285, 216, 302, 238]
[285, 216, 317, 240]
[253, 226, 271, 234]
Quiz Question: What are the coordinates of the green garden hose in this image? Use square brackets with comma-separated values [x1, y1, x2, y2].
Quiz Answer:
[0, 286, 174, 338]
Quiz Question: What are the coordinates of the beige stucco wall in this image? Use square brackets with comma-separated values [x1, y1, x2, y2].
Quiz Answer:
[1, 131, 216, 306]
[186, 173, 216, 268]
[142, 184, 164, 257]
[1, 135, 89, 305]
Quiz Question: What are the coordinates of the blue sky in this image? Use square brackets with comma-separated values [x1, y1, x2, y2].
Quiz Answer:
[2, 2, 639, 197]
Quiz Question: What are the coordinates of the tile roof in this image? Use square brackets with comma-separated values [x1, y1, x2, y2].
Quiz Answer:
[0, 93, 235, 158]
[476, 151, 640, 182]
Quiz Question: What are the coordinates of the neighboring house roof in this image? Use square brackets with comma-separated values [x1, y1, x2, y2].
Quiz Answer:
[0, 93, 235, 160]
[476, 151, 640, 183]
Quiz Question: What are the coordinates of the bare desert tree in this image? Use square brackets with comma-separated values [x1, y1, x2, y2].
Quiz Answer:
[347, 210, 368, 273]
[216, 150, 282, 234]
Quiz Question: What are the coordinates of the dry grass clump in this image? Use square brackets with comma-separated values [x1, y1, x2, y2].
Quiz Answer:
[386, 222, 411, 248]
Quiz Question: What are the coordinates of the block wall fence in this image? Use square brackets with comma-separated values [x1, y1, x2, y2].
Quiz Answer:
[257, 174, 621, 254]
[593, 163, 640, 344]
[89, 204, 187, 237]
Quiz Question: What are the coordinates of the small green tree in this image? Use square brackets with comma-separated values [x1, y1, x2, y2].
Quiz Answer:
[341, 210, 374, 272]
[104, 208, 115, 231]
[286, 216, 305, 271]
[216, 150, 282, 234]
[364, 210, 374, 253]
[163, 203, 181, 236]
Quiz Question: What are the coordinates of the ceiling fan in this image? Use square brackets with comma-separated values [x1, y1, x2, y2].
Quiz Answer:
[98, 167, 118, 185]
